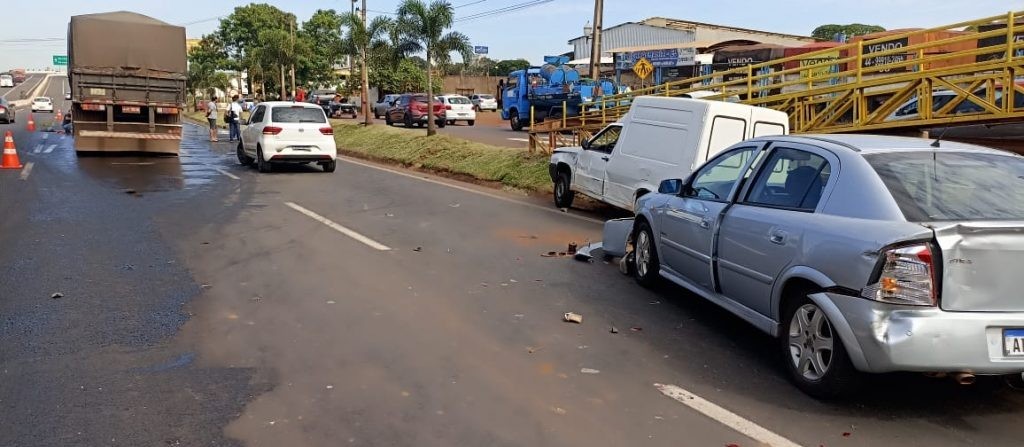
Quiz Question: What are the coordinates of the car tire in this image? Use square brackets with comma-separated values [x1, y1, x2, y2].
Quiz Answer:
[633, 221, 660, 288]
[322, 160, 337, 173]
[468, 120, 475, 126]
[404, 114, 413, 128]
[385, 114, 393, 126]
[256, 146, 272, 173]
[437, 119, 446, 128]
[553, 171, 575, 208]
[236, 141, 253, 166]
[509, 110, 523, 131]
[780, 297, 862, 399]
[351, 113, 358, 119]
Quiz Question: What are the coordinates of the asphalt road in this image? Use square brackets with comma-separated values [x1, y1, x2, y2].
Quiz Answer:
[0, 73, 48, 105]
[3, 107, 1024, 446]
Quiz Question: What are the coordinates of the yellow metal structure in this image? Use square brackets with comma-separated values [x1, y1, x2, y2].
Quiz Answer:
[529, 11, 1024, 152]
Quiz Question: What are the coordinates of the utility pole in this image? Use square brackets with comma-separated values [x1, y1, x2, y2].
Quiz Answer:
[290, 19, 296, 99]
[588, 0, 604, 81]
[360, 0, 371, 125]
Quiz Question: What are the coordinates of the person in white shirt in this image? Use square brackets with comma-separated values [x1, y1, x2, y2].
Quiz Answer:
[205, 95, 219, 142]
[228, 95, 244, 142]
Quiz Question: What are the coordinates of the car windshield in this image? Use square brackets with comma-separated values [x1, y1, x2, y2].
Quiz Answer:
[34, 98, 49, 103]
[866, 151, 1024, 221]
[478, 94, 493, 100]
[271, 106, 326, 123]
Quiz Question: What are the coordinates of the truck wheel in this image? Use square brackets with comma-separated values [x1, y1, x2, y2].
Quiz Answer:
[257, 146, 272, 173]
[509, 110, 523, 131]
[780, 298, 861, 399]
[553, 171, 574, 208]
[236, 142, 253, 166]
[634, 221, 660, 288]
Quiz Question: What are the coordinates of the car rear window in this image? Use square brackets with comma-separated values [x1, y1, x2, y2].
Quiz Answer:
[478, 95, 493, 99]
[447, 97, 471, 104]
[866, 151, 1024, 221]
[271, 106, 326, 123]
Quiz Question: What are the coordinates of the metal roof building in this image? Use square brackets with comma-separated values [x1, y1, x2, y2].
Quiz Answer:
[567, 22, 695, 61]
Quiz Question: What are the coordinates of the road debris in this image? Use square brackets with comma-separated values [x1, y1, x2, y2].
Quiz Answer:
[123, 188, 137, 195]
[385, 213, 395, 217]
[610, 326, 619, 334]
[551, 406, 567, 415]
[412, 246, 422, 252]
[448, 203, 461, 208]
[541, 251, 568, 258]
[326, 300, 336, 304]
[580, 368, 600, 374]
[630, 327, 643, 332]
[563, 312, 583, 324]
[619, 251, 634, 275]
[527, 346, 543, 353]
[567, 242, 578, 255]
[573, 242, 602, 262]
[51, 292, 64, 299]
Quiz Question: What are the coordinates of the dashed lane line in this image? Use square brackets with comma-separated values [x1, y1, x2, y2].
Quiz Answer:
[43, 144, 55, 154]
[212, 166, 240, 180]
[19, 162, 33, 180]
[285, 202, 391, 251]
[653, 383, 802, 447]
[32, 144, 42, 154]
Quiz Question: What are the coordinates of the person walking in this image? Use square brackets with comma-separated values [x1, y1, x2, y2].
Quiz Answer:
[228, 95, 243, 142]
[206, 95, 219, 142]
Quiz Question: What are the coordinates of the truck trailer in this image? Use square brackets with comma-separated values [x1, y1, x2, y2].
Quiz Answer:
[68, 11, 186, 154]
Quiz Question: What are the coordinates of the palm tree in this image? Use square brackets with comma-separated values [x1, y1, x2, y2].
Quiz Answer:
[340, 12, 394, 124]
[397, 0, 473, 136]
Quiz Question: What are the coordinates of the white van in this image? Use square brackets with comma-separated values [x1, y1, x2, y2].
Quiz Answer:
[0, 74, 13, 88]
[549, 97, 788, 210]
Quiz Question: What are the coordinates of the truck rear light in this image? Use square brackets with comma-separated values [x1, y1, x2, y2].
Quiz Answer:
[262, 126, 283, 135]
[862, 243, 937, 306]
[121, 106, 141, 114]
[155, 107, 178, 114]
[319, 127, 334, 135]
[81, 104, 106, 112]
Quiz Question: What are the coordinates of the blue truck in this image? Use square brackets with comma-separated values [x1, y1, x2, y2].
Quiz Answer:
[501, 56, 617, 131]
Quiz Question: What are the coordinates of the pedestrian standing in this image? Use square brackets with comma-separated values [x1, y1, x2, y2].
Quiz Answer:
[206, 95, 219, 142]
[296, 87, 306, 103]
[228, 94, 243, 142]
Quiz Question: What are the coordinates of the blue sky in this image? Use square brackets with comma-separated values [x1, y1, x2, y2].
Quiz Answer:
[0, 0, 1018, 69]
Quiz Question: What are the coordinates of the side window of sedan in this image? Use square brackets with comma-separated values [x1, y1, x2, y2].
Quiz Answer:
[744, 148, 831, 211]
[684, 147, 759, 202]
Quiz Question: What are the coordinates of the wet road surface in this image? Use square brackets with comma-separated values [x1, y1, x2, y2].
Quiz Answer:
[2, 107, 1024, 446]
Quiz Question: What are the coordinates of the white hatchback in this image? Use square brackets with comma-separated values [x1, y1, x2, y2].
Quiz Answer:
[31, 97, 53, 113]
[238, 102, 337, 173]
[440, 95, 476, 126]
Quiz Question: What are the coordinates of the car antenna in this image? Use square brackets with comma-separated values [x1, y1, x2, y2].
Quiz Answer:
[930, 115, 957, 148]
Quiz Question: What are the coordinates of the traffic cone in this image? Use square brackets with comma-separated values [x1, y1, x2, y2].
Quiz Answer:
[55, 109, 63, 124]
[26, 113, 35, 132]
[1, 131, 23, 169]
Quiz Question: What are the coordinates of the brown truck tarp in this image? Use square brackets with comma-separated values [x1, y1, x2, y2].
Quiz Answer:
[68, 11, 186, 79]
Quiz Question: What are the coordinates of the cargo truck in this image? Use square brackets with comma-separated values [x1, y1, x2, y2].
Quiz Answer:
[10, 69, 26, 85]
[68, 11, 186, 154]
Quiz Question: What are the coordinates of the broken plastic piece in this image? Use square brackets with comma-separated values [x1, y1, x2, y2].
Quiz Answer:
[51, 292, 64, 299]
[573, 242, 603, 262]
[563, 312, 583, 324]
[602, 218, 634, 257]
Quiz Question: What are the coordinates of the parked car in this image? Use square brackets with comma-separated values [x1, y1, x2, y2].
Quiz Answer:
[470, 93, 497, 112]
[31, 97, 54, 113]
[0, 74, 13, 88]
[549, 96, 788, 211]
[374, 94, 401, 119]
[0, 98, 15, 123]
[623, 134, 1024, 398]
[439, 95, 476, 126]
[64, 91, 72, 100]
[385, 94, 446, 128]
[237, 101, 337, 173]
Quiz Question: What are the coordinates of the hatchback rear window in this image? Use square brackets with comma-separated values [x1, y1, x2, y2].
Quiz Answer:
[447, 97, 471, 104]
[866, 151, 1024, 221]
[478, 95, 493, 99]
[271, 106, 326, 123]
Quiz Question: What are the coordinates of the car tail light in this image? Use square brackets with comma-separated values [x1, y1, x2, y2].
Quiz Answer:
[0, 106, 5, 113]
[319, 126, 333, 135]
[81, 103, 106, 111]
[262, 126, 283, 135]
[862, 243, 937, 306]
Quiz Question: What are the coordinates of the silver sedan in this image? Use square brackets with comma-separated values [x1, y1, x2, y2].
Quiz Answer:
[626, 134, 1024, 398]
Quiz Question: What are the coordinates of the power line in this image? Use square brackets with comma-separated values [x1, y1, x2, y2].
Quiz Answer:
[454, 0, 488, 8]
[179, 16, 224, 26]
[455, 0, 552, 22]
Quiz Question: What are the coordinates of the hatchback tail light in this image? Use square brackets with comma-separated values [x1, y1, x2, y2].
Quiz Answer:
[262, 126, 283, 135]
[319, 126, 334, 135]
[861, 243, 937, 306]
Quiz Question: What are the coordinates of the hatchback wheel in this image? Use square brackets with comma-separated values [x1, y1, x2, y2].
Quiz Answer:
[633, 222, 660, 287]
[257, 146, 272, 173]
[236, 142, 253, 166]
[781, 299, 861, 399]
[322, 160, 337, 173]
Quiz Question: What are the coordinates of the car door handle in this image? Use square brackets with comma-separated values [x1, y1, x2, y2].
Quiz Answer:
[769, 230, 788, 245]
[601, 156, 610, 161]
[699, 219, 711, 229]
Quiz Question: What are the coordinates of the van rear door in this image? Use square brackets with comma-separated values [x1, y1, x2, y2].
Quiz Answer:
[749, 107, 789, 137]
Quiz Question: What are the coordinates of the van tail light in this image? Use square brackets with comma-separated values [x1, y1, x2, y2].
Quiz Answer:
[319, 126, 334, 135]
[861, 243, 937, 306]
[262, 126, 283, 135]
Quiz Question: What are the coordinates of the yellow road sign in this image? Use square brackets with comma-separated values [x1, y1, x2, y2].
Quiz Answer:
[633, 57, 654, 80]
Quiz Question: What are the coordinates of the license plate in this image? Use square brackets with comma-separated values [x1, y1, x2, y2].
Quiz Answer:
[291, 146, 312, 151]
[1004, 329, 1024, 356]
[458, 113, 468, 116]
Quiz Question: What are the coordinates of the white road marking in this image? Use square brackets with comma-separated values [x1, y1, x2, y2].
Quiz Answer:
[338, 156, 603, 225]
[285, 202, 391, 251]
[19, 162, 33, 180]
[212, 166, 240, 180]
[43, 144, 55, 154]
[110, 162, 156, 166]
[507, 137, 530, 142]
[653, 383, 802, 447]
[32, 144, 42, 154]
[42, 133, 48, 141]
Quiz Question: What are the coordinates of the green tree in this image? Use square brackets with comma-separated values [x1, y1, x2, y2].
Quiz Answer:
[300, 9, 346, 86]
[216, 4, 295, 94]
[490, 58, 530, 76]
[811, 24, 886, 41]
[397, 0, 473, 136]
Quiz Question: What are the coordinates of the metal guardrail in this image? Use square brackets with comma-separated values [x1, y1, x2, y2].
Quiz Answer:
[529, 11, 1024, 151]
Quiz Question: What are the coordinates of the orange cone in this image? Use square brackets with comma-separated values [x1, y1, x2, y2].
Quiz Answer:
[1, 131, 23, 169]
[55, 109, 63, 124]
[26, 113, 35, 132]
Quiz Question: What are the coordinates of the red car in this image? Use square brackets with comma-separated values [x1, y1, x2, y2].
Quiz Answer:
[384, 94, 446, 128]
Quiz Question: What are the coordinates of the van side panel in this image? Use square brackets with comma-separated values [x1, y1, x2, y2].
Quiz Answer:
[603, 100, 704, 209]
